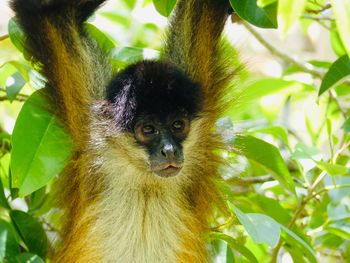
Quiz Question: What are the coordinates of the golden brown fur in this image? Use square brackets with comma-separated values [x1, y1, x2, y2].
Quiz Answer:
[11, 0, 236, 261]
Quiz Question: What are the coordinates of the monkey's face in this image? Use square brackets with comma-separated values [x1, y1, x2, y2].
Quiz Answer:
[133, 114, 190, 178]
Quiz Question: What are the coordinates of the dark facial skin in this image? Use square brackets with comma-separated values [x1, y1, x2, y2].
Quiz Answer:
[134, 114, 190, 178]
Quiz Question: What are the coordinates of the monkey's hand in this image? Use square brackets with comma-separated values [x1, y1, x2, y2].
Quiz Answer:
[11, 0, 107, 24]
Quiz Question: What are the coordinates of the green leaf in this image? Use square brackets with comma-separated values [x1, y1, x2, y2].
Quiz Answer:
[330, 29, 347, 57]
[249, 195, 291, 225]
[226, 243, 235, 263]
[0, 179, 10, 209]
[316, 162, 349, 176]
[239, 78, 313, 104]
[229, 204, 281, 247]
[85, 23, 115, 54]
[28, 187, 47, 212]
[210, 232, 259, 263]
[257, 0, 277, 8]
[2, 61, 31, 82]
[326, 221, 350, 240]
[292, 143, 321, 160]
[8, 18, 25, 53]
[0, 219, 20, 261]
[123, 0, 137, 9]
[342, 118, 350, 132]
[15, 253, 44, 263]
[331, 0, 350, 57]
[10, 210, 48, 258]
[111, 47, 160, 64]
[153, 0, 177, 17]
[6, 72, 26, 102]
[232, 135, 295, 194]
[319, 55, 350, 96]
[100, 12, 130, 27]
[278, 0, 307, 36]
[248, 126, 289, 147]
[229, 0, 278, 28]
[280, 225, 317, 263]
[10, 90, 73, 197]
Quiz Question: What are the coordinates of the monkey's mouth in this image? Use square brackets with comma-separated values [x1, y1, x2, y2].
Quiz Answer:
[153, 164, 182, 178]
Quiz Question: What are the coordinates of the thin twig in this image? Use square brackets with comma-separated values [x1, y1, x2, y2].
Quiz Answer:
[0, 95, 27, 102]
[305, 3, 332, 14]
[0, 34, 9, 41]
[242, 21, 348, 124]
[242, 21, 326, 78]
[301, 14, 334, 22]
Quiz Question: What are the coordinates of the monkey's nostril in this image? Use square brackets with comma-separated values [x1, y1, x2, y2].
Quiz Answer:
[161, 149, 167, 157]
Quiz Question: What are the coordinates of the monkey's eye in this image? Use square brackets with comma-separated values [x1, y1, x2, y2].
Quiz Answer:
[172, 120, 185, 131]
[142, 125, 158, 135]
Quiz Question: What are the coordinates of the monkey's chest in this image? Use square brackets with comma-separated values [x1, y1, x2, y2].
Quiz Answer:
[89, 189, 189, 263]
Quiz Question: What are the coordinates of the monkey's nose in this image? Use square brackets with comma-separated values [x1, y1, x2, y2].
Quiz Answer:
[161, 144, 175, 160]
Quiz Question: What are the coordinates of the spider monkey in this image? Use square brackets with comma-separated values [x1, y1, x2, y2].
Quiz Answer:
[11, 0, 235, 262]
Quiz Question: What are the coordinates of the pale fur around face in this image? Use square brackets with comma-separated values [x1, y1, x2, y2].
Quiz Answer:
[78, 118, 208, 262]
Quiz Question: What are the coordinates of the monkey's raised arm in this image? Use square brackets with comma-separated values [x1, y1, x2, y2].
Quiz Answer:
[11, 0, 111, 141]
[164, 0, 231, 100]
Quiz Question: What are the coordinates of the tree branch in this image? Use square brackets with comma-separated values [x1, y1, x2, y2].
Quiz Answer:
[242, 21, 326, 78]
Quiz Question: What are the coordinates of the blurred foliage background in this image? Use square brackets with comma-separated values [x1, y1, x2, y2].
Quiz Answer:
[0, 0, 350, 262]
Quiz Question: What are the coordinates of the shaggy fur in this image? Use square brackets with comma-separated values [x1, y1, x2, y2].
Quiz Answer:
[11, 0, 235, 262]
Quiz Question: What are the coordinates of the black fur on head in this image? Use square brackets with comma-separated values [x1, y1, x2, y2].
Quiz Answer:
[106, 60, 203, 131]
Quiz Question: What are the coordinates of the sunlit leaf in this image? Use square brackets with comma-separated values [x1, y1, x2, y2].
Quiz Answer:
[230, 0, 278, 28]
[331, 0, 350, 57]
[123, 0, 137, 9]
[278, 0, 307, 36]
[248, 126, 289, 147]
[316, 162, 348, 176]
[257, 0, 277, 8]
[100, 12, 130, 27]
[233, 135, 295, 194]
[10, 90, 73, 197]
[319, 55, 350, 95]
[330, 29, 347, 57]
[10, 210, 48, 258]
[238, 78, 313, 105]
